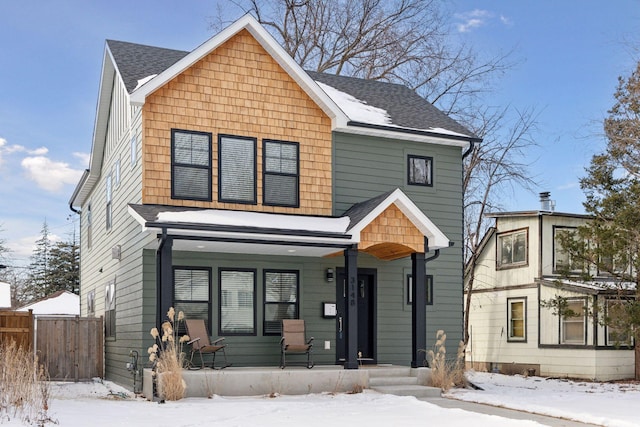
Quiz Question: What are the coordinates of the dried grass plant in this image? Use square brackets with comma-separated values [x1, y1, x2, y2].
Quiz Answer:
[0, 340, 53, 425]
[148, 307, 190, 401]
[427, 330, 467, 391]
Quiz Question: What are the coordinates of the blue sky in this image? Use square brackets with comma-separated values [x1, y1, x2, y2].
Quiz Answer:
[0, 1, 639, 265]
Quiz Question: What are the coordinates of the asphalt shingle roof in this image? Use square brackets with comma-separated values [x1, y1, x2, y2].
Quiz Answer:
[106, 39, 477, 140]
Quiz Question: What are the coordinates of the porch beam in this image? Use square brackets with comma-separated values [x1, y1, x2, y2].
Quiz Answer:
[344, 246, 359, 369]
[159, 233, 352, 248]
[156, 234, 174, 328]
[411, 252, 427, 368]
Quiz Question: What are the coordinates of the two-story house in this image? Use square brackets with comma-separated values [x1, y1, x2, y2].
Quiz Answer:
[69, 15, 480, 387]
[465, 193, 634, 381]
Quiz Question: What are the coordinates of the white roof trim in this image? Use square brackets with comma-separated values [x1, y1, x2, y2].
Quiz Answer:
[129, 14, 349, 129]
[335, 125, 470, 148]
[348, 188, 451, 249]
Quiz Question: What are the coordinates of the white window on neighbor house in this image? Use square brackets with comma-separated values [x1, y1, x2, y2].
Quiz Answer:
[497, 229, 527, 268]
[263, 270, 299, 335]
[130, 134, 137, 168]
[407, 155, 433, 186]
[86, 202, 92, 249]
[105, 174, 112, 231]
[219, 135, 256, 204]
[263, 140, 299, 207]
[171, 129, 212, 201]
[605, 299, 633, 346]
[113, 157, 121, 188]
[554, 227, 583, 273]
[173, 267, 211, 333]
[219, 269, 256, 336]
[561, 298, 586, 345]
[507, 297, 526, 341]
[105, 279, 116, 339]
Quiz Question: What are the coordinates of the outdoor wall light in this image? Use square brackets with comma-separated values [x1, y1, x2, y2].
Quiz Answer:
[326, 268, 334, 282]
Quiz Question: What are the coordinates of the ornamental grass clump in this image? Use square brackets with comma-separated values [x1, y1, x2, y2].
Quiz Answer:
[427, 330, 466, 391]
[0, 340, 52, 425]
[148, 307, 190, 401]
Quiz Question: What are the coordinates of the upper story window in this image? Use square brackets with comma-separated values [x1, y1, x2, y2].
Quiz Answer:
[130, 134, 137, 168]
[113, 157, 121, 188]
[554, 227, 583, 273]
[561, 298, 586, 345]
[105, 174, 112, 231]
[263, 140, 299, 207]
[86, 203, 92, 249]
[497, 229, 527, 269]
[507, 297, 526, 342]
[407, 155, 433, 187]
[219, 135, 256, 204]
[172, 129, 212, 201]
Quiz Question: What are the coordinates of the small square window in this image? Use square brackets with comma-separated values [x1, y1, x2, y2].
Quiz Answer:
[408, 155, 433, 186]
[497, 229, 527, 268]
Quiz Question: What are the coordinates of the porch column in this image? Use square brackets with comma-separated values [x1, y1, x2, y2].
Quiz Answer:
[344, 246, 359, 369]
[411, 252, 426, 368]
[156, 235, 174, 328]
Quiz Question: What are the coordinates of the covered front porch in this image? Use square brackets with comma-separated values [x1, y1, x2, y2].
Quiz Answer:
[130, 189, 451, 373]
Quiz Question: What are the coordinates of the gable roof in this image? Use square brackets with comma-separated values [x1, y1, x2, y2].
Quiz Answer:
[17, 290, 80, 315]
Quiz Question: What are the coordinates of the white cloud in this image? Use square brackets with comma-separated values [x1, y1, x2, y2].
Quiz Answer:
[73, 151, 90, 168]
[21, 155, 84, 192]
[29, 146, 49, 156]
[454, 9, 513, 33]
[0, 137, 27, 167]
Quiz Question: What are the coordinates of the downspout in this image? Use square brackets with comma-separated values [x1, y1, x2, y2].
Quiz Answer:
[462, 140, 476, 159]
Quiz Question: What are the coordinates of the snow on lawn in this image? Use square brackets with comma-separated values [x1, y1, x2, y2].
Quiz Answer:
[5, 379, 539, 427]
[447, 371, 640, 427]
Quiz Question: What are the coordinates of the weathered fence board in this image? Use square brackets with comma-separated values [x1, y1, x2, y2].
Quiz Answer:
[36, 316, 104, 381]
[0, 310, 33, 349]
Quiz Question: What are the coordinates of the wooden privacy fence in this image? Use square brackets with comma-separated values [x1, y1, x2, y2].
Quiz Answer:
[0, 310, 33, 349]
[36, 316, 104, 381]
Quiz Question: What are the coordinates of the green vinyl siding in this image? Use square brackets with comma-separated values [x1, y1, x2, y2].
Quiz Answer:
[332, 131, 465, 359]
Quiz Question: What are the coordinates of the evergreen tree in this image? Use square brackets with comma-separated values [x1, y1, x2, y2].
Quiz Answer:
[48, 239, 80, 295]
[22, 221, 53, 302]
[570, 61, 640, 379]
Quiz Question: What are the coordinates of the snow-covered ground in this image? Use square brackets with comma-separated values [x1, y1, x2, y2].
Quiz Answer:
[3, 372, 639, 426]
[447, 371, 640, 427]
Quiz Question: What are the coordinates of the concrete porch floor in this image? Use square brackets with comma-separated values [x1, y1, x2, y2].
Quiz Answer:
[143, 364, 435, 399]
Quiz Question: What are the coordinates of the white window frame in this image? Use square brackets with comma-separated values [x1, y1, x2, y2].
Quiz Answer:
[497, 229, 528, 269]
[105, 174, 112, 231]
[507, 297, 527, 342]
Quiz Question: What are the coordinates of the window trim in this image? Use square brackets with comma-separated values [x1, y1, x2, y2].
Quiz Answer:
[262, 139, 300, 208]
[407, 154, 433, 187]
[263, 269, 300, 336]
[105, 174, 112, 231]
[218, 134, 257, 204]
[507, 297, 527, 342]
[496, 228, 529, 270]
[406, 274, 434, 305]
[171, 128, 213, 201]
[560, 297, 587, 345]
[173, 266, 212, 333]
[218, 268, 257, 336]
[105, 278, 116, 339]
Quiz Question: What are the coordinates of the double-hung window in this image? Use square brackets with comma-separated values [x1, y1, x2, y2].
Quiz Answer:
[561, 298, 586, 345]
[219, 269, 256, 335]
[407, 155, 433, 186]
[264, 270, 299, 335]
[174, 267, 211, 333]
[171, 129, 212, 201]
[507, 297, 526, 341]
[263, 140, 299, 207]
[497, 229, 527, 268]
[219, 135, 256, 204]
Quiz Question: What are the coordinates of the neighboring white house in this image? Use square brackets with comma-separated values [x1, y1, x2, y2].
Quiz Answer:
[465, 193, 635, 381]
[0, 281, 10, 308]
[17, 290, 80, 316]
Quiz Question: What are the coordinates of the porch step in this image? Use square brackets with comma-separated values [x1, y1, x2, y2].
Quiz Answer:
[371, 384, 442, 398]
[366, 366, 441, 399]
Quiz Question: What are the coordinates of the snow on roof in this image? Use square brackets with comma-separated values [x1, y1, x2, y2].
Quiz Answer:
[316, 80, 470, 138]
[157, 209, 351, 234]
[133, 74, 157, 91]
[17, 291, 80, 315]
[543, 278, 636, 292]
[0, 281, 10, 308]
